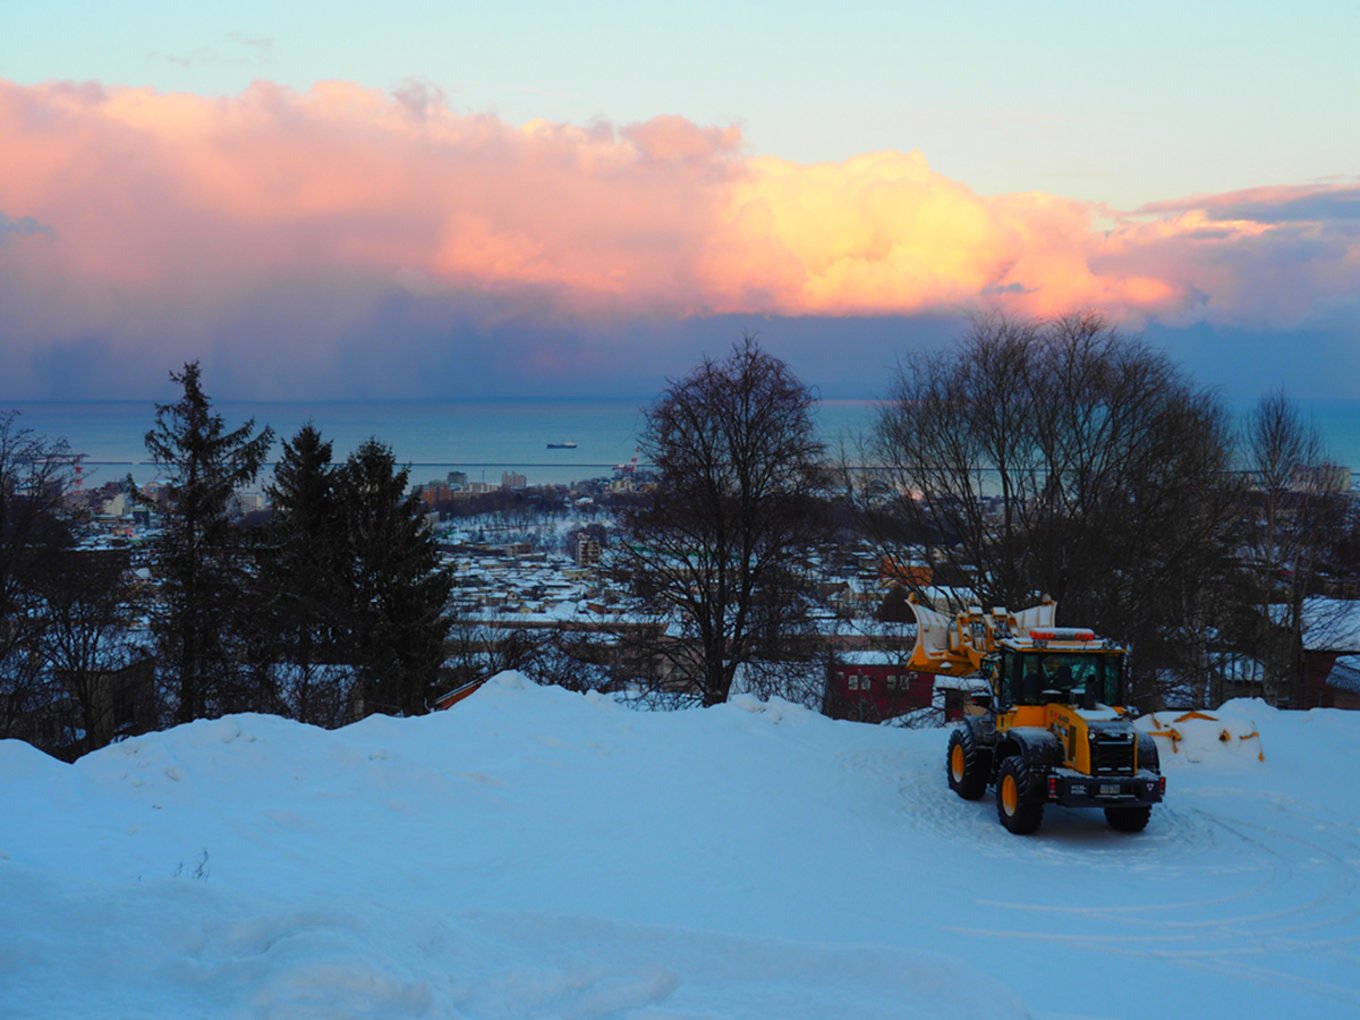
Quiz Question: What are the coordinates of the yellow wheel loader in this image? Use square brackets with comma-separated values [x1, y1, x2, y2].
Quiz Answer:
[911, 597, 1164, 835]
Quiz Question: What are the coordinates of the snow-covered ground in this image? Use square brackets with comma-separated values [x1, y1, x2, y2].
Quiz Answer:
[3, 677, 1358, 1018]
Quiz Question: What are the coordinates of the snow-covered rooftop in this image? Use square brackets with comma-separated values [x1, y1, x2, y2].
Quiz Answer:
[1326, 654, 1360, 693]
[1272, 597, 1360, 651]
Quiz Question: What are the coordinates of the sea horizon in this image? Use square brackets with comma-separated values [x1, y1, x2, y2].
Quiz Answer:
[0, 396, 887, 488]
[6, 395, 1360, 489]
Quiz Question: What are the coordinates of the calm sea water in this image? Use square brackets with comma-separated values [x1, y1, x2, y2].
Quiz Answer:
[6, 397, 1360, 488]
[1, 398, 882, 488]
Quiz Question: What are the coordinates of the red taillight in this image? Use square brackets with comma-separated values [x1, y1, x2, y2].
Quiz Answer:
[1047, 775, 1058, 799]
[1158, 776, 1166, 796]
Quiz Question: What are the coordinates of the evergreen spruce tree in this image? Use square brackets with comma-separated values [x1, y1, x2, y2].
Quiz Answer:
[258, 424, 350, 725]
[145, 362, 273, 723]
[337, 438, 453, 717]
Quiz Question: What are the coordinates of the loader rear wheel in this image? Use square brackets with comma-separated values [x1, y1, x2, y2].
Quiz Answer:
[996, 755, 1044, 835]
[1104, 805, 1152, 833]
[946, 728, 987, 800]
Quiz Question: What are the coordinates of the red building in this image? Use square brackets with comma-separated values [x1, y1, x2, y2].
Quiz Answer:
[824, 652, 936, 723]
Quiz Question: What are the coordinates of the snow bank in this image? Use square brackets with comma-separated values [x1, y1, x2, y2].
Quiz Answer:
[3, 675, 1359, 1017]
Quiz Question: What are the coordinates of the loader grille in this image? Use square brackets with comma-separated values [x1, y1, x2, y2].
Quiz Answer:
[1090, 733, 1136, 775]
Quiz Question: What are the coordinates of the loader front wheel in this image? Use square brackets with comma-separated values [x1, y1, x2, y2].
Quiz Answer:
[996, 755, 1044, 835]
[946, 727, 988, 800]
[1104, 805, 1152, 833]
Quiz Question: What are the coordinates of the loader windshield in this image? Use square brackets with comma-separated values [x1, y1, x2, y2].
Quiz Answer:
[1002, 651, 1124, 707]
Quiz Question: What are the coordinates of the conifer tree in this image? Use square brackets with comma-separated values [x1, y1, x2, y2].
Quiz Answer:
[258, 424, 351, 724]
[144, 362, 273, 723]
[336, 438, 453, 717]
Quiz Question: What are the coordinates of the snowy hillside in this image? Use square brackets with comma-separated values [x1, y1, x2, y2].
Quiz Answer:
[2, 676, 1358, 1018]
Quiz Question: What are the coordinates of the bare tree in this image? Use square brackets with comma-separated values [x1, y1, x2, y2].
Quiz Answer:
[617, 337, 826, 707]
[1241, 391, 1349, 706]
[521, 629, 614, 693]
[37, 548, 154, 753]
[864, 313, 1238, 704]
[442, 615, 543, 692]
[0, 411, 80, 741]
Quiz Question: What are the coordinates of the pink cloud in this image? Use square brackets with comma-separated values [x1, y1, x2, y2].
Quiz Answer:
[1, 76, 1357, 381]
[621, 115, 741, 163]
[0, 80, 739, 312]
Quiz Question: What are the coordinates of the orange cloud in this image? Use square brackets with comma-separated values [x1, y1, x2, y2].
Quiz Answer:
[704, 151, 1020, 313]
[1, 76, 1357, 362]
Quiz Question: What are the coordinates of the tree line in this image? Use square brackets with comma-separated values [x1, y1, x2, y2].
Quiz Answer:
[622, 317, 1359, 711]
[1, 363, 453, 756]
[4, 316, 1359, 759]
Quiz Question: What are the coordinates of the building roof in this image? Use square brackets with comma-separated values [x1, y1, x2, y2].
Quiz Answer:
[1325, 654, 1360, 693]
[835, 651, 910, 666]
[1272, 598, 1360, 652]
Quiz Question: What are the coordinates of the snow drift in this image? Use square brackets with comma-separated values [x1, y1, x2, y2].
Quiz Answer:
[2, 676, 1358, 1017]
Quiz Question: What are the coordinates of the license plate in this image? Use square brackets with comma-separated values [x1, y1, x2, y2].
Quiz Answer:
[1099, 783, 1120, 796]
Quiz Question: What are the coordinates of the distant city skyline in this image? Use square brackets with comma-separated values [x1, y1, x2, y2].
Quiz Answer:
[2, 3, 1357, 401]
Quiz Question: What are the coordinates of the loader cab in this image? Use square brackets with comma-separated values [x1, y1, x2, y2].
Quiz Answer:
[993, 631, 1126, 711]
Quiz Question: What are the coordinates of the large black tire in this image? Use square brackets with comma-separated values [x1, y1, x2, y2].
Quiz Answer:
[946, 727, 988, 800]
[1105, 805, 1152, 833]
[996, 755, 1045, 835]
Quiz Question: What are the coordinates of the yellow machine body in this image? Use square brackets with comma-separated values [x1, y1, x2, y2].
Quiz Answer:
[918, 596, 1164, 835]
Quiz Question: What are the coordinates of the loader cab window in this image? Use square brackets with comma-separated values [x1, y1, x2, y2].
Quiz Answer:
[1012, 652, 1124, 706]
[998, 651, 1021, 707]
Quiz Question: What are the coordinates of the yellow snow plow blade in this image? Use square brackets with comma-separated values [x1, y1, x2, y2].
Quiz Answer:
[1146, 712, 1265, 763]
[905, 595, 1056, 676]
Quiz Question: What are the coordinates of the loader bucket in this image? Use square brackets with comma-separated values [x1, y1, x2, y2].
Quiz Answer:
[1143, 711, 1265, 764]
[904, 596, 1058, 676]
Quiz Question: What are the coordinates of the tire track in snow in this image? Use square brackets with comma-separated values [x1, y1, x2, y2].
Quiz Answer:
[838, 737, 1360, 1006]
[889, 746, 1223, 864]
[944, 806, 1360, 1006]
[967, 811, 1358, 939]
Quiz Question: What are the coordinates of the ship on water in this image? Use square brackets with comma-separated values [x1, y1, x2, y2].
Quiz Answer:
[546, 441, 578, 449]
